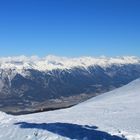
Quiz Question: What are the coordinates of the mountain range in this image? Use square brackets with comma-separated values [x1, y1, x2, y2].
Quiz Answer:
[0, 55, 140, 114]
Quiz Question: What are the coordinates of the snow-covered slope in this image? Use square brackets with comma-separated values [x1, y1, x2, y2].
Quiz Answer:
[0, 79, 140, 140]
[0, 55, 139, 71]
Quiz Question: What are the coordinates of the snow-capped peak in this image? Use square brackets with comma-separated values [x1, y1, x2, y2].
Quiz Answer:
[0, 55, 139, 71]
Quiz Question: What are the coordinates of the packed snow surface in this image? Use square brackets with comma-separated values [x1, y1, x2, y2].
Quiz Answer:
[0, 55, 139, 71]
[0, 79, 140, 140]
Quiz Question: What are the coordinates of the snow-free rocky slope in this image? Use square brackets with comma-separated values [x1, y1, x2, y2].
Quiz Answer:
[0, 55, 140, 114]
[0, 79, 140, 140]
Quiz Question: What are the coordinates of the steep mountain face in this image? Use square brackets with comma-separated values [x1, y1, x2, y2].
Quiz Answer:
[0, 56, 140, 114]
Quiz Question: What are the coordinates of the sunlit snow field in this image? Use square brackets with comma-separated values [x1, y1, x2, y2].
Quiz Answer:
[0, 79, 140, 140]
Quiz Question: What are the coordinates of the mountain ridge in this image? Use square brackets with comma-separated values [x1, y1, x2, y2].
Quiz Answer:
[0, 55, 139, 72]
[0, 55, 140, 114]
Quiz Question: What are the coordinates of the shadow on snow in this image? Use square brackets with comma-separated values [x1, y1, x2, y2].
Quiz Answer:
[14, 122, 127, 140]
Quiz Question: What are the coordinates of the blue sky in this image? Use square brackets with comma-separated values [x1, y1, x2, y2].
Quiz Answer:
[0, 0, 140, 57]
